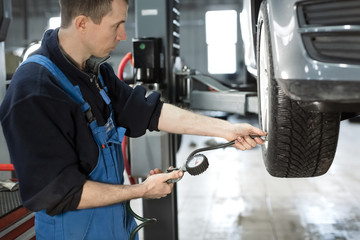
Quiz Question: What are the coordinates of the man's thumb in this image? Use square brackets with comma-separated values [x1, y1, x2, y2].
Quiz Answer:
[168, 170, 183, 179]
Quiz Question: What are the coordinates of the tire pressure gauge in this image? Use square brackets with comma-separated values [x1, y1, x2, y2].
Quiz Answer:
[185, 154, 209, 176]
[166, 140, 235, 183]
[167, 135, 267, 183]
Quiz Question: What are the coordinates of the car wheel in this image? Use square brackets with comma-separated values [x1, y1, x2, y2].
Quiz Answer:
[256, 1, 341, 177]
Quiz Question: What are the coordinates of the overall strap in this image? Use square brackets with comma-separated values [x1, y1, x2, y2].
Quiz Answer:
[22, 55, 126, 143]
[98, 74, 112, 109]
[21, 55, 95, 123]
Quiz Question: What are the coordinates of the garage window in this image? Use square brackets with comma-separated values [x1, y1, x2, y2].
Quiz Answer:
[48, 17, 61, 29]
[205, 10, 237, 74]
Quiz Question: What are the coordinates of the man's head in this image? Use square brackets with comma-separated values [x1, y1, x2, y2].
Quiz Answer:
[58, 0, 128, 59]
[59, 0, 128, 28]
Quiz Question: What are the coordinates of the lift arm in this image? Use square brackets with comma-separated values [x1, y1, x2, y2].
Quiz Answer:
[190, 75, 258, 115]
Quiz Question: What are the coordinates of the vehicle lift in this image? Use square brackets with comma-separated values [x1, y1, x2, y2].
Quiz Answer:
[129, 0, 258, 239]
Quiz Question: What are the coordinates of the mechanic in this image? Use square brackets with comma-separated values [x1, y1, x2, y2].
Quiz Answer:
[0, 0, 266, 239]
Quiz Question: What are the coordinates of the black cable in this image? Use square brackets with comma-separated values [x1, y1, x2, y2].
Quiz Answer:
[188, 135, 266, 158]
[187, 140, 236, 158]
[126, 201, 157, 240]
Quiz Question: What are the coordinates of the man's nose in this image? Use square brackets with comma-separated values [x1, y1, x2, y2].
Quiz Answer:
[117, 25, 127, 41]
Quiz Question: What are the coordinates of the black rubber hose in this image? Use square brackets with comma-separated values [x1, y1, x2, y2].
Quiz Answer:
[127, 201, 157, 240]
[187, 135, 266, 158]
[187, 140, 236, 158]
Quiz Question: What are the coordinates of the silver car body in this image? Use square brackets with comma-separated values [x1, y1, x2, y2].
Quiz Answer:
[241, 0, 360, 105]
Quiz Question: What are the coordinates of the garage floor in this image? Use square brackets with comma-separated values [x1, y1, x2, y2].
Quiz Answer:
[176, 115, 360, 240]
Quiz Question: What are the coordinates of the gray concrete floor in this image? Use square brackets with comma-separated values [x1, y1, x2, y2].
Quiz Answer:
[131, 115, 360, 240]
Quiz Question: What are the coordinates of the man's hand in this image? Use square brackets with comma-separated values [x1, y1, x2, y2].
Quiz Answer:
[142, 169, 183, 199]
[229, 123, 267, 151]
[148, 168, 162, 177]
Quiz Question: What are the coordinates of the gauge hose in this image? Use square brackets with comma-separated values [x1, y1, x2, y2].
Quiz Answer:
[188, 135, 266, 158]
[127, 201, 157, 240]
[187, 140, 236, 158]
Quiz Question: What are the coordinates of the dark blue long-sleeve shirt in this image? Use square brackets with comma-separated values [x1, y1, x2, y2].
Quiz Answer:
[0, 29, 163, 216]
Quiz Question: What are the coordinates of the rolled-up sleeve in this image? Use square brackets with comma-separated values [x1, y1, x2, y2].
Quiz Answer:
[119, 86, 163, 137]
[107, 69, 164, 137]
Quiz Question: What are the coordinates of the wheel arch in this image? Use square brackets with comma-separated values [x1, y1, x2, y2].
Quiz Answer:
[240, 0, 262, 78]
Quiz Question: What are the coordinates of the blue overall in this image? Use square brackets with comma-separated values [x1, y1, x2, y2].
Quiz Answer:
[21, 55, 138, 240]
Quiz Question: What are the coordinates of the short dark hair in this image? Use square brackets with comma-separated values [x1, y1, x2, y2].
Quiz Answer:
[59, 0, 128, 28]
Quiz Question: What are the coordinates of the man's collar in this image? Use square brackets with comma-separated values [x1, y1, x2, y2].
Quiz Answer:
[85, 55, 111, 75]
[59, 45, 110, 76]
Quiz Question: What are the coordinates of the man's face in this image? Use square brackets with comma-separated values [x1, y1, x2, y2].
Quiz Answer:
[86, 0, 128, 58]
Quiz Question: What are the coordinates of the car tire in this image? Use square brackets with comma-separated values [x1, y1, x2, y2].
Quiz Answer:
[256, 1, 341, 177]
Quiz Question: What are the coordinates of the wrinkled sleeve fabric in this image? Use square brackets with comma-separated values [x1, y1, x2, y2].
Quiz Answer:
[0, 64, 96, 215]
[1, 95, 87, 215]
[102, 64, 164, 137]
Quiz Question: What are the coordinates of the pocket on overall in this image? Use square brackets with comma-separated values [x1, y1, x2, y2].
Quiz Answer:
[35, 211, 56, 240]
[88, 145, 115, 182]
[101, 146, 121, 183]
[61, 208, 95, 239]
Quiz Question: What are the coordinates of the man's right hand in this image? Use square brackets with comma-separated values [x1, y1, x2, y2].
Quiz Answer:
[142, 170, 183, 199]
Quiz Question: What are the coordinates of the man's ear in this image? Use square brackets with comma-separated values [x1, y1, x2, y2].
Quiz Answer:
[74, 15, 89, 33]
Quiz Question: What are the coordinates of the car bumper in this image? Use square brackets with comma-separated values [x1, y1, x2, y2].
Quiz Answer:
[278, 78, 360, 112]
[267, 0, 360, 103]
